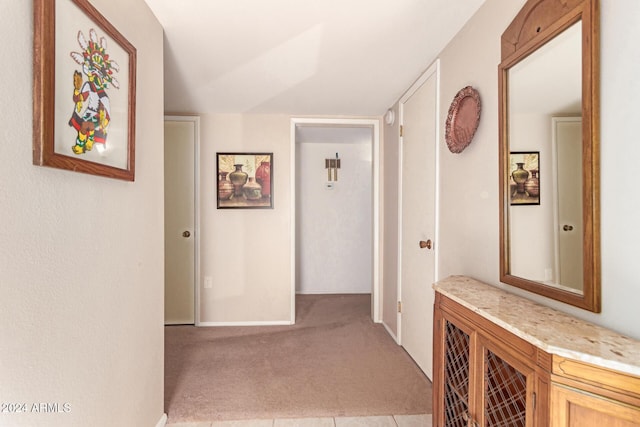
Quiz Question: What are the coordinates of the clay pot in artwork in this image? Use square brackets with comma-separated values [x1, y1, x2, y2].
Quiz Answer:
[218, 171, 234, 200]
[255, 161, 271, 198]
[524, 169, 540, 197]
[229, 164, 248, 197]
[243, 177, 262, 200]
[511, 162, 530, 194]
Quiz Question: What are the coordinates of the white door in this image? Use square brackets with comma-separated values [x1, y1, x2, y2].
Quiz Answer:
[554, 117, 583, 290]
[164, 118, 197, 325]
[399, 64, 438, 379]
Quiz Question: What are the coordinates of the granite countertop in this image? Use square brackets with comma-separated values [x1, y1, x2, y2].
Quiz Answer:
[433, 275, 640, 377]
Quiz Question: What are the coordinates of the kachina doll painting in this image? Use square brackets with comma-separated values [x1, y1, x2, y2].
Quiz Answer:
[68, 29, 120, 155]
[33, 0, 137, 181]
[57, 22, 133, 174]
[217, 153, 273, 209]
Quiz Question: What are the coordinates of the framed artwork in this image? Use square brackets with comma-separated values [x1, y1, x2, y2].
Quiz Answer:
[509, 151, 540, 205]
[33, 0, 137, 181]
[217, 153, 273, 209]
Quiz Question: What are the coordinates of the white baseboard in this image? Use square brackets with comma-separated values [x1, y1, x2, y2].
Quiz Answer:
[382, 320, 399, 344]
[198, 320, 293, 327]
[155, 413, 167, 427]
[296, 290, 372, 295]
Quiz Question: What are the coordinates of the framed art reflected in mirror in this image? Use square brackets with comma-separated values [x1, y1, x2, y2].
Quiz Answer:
[509, 152, 540, 206]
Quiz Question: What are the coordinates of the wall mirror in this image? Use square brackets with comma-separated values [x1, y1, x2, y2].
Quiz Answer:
[498, 0, 600, 312]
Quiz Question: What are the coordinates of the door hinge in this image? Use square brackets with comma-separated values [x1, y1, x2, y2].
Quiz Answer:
[397, 301, 402, 313]
[400, 125, 404, 137]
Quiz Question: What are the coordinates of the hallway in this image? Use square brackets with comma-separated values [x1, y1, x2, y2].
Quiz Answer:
[165, 295, 432, 424]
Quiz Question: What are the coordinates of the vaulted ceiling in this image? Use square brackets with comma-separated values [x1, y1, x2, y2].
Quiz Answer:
[144, 0, 485, 116]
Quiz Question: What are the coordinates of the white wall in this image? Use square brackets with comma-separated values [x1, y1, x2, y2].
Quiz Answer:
[198, 114, 293, 324]
[0, 0, 165, 426]
[597, 0, 640, 338]
[196, 115, 382, 323]
[296, 127, 373, 294]
[436, 0, 522, 293]
[381, 107, 401, 336]
[435, 0, 640, 340]
[509, 113, 555, 281]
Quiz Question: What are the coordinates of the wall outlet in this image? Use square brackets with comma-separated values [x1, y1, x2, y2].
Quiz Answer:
[204, 277, 213, 289]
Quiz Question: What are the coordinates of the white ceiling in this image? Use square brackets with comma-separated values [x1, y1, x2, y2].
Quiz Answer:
[144, 0, 485, 116]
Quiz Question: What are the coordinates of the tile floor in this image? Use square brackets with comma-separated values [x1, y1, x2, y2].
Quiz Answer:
[166, 414, 432, 427]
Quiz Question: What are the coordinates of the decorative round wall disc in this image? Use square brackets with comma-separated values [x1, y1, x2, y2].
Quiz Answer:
[445, 86, 481, 153]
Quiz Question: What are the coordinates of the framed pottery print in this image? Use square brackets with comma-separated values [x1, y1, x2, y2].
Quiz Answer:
[33, 0, 137, 181]
[509, 151, 540, 205]
[217, 153, 273, 209]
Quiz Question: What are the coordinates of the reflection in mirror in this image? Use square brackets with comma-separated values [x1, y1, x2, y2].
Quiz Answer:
[508, 22, 583, 293]
[553, 117, 583, 291]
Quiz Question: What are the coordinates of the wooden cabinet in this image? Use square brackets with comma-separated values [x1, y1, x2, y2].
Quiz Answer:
[551, 383, 640, 426]
[433, 277, 640, 427]
[433, 292, 550, 427]
[550, 358, 640, 426]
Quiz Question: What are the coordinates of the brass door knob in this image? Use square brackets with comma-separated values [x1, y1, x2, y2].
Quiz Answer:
[419, 239, 432, 249]
[182, 231, 191, 238]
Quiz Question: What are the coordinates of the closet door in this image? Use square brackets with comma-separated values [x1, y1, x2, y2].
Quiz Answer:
[399, 62, 438, 379]
[164, 117, 198, 325]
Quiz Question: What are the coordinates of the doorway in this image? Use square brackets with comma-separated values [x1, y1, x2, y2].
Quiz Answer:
[291, 118, 380, 323]
[397, 61, 439, 380]
[164, 116, 200, 325]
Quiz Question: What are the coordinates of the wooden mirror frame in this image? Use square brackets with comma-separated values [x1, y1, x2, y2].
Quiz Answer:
[498, 0, 601, 312]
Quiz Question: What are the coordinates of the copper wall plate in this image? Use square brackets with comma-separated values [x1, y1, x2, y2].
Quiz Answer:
[445, 86, 481, 153]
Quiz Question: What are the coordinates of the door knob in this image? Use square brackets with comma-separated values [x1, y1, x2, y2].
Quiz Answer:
[419, 239, 432, 249]
[563, 225, 573, 231]
[182, 231, 191, 238]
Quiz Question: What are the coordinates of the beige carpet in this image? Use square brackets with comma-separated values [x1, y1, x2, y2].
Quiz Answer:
[165, 294, 432, 422]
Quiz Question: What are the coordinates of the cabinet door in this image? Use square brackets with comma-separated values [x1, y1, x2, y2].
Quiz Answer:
[444, 319, 472, 426]
[551, 383, 640, 427]
[434, 305, 476, 427]
[434, 294, 547, 427]
[478, 336, 536, 427]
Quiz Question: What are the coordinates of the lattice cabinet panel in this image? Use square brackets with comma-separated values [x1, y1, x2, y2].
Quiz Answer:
[434, 279, 640, 427]
[484, 349, 527, 427]
[444, 321, 471, 427]
[434, 291, 544, 427]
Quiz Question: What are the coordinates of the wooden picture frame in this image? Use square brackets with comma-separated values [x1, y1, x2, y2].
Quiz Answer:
[217, 153, 273, 209]
[509, 151, 540, 205]
[33, 0, 137, 181]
